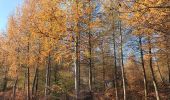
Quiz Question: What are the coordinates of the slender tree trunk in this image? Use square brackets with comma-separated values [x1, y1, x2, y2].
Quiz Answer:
[54, 64, 58, 83]
[113, 33, 118, 100]
[13, 48, 20, 100]
[75, 38, 80, 99]
[45, 53, 51, 99]
[101, 42, 105, 90]
[12, 76, 18, 100]
[154, 53, 165, 84]
[156, 60, 165, 84]
[35, 71, 39, 97]
[78, 30, 81, 90]
[88, 0, 93, 92]
[27, 67, 30, 100]
[48, 55, 51, 87]
[139, 36, 148, 100]
[88, 25, 92, 92]
[27, 36, 30, 100]
[34, 37, 41, 99]
[32, 66, 38, 99]
[24, 72, 26, 92]
[148, 37, 160, 100]
[45, 61, 48, 99]
[120, 20, 126, 100]
[75, 0, 80, 99]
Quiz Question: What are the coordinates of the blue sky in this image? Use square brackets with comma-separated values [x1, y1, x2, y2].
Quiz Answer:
[0, 0, 23, 31]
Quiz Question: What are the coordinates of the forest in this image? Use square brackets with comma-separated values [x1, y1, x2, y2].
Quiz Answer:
[0, 0, 169, 100]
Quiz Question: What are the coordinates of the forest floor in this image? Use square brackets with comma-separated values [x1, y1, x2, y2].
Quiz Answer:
[0, 86, 170, 100]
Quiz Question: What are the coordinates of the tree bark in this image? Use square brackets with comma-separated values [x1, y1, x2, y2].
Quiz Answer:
[27, 67, 30, 100]
[12, 76, 18, 100]
[154, 53, 165, 84]
[75, 35, 80, 99]
[45, 53, 51, 100]
[148, 37, 160, 100]
[113, 33, 118, 100]
[32, 66, 39, 99]
[88, 0, 93, 92]
[24, 72, 26, 92]
[101, 40, 105, 90]
[120, 20, 126, 100]
[75, 0, 80, 99]
[139, 36, 148, 100]
[27, 36, 30, 100]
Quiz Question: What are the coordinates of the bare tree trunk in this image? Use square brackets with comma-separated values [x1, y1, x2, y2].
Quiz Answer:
[88, 32, 92, 92]
[75, 37, 80, 99]
[139, 36, 148, 100]
[34, 37, 41, 99]
[35, 71, 39, 97]
[27, 67, 30, 100]
[75, 1, 80, 99]
[48, 56, 51, 88]
[45, 53, 51, 100]
[13, 47, 20, 100]
[120, 20, 126, 100]
[32, 66, 38, 99]
[12, 76, 18, 100]
[88, 0, 93, 93]
[33, 69, 39, 100]
[113, 33, 118, 100]
[24, 72, 26, 92]
[54, 64, 58, 83]
[27, 36, 31, 100]
[156, 60, 165, 84]
[148, 37, 160, 100]
[153, 52, 165, 84]
[45, 61, 48, 100]
[101, 41, 105, 90]
[78, 30, 81, 91]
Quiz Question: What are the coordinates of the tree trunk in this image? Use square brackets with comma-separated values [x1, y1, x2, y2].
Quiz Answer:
[75, 38, 80, 99]
[148, 37, 160, 100]
[45, 53, 51, 99]
[24, 72, 26, 92]
[32, 67, 39, 99]
[12, 76, 18, 100]
[27, 36, 30, 100]
[35, 73, 39, 96]
[75, 0, 80, 99]
[113, 33, 118, 100]
[101, 41, 105, 90]
[27, 67, 30, 100]
[54, 64, 58, 83]
[120, 20, 126, 100]
[154, 54, 165, 84]
[139, 36, 148, 100]
[88, 25, 92, 92]
[88, 0, 93, 92]
[48, 55, 51, 87]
